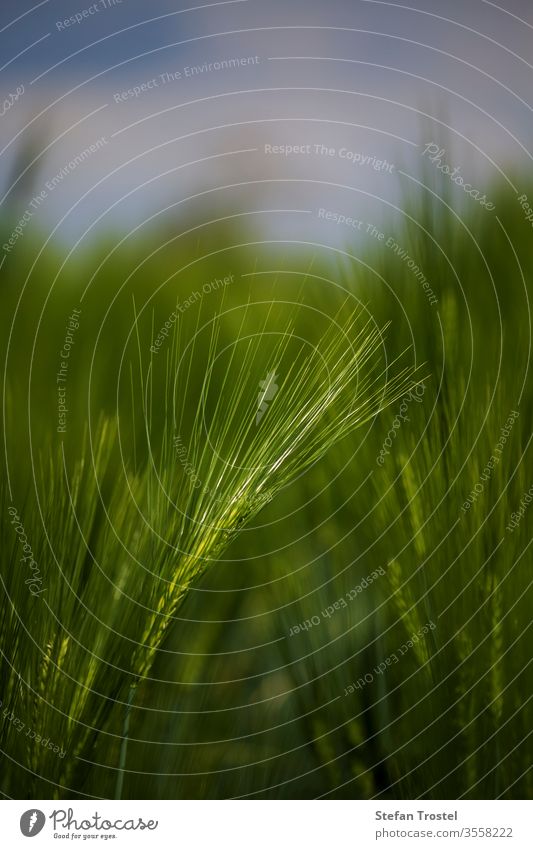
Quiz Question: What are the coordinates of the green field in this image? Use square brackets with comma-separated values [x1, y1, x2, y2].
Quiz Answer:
[1, 171, 532, 800]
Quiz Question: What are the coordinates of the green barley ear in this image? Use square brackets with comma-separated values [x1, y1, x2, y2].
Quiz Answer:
[123, 303, 422, 683]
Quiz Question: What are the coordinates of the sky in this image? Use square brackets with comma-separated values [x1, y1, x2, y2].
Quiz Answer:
[1, 0, 532, 245]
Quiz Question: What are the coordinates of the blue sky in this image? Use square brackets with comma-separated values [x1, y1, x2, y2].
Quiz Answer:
[1, 0, 532, 244]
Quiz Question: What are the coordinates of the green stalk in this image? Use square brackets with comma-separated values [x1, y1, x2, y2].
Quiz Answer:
[115, 681, 138, 800]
